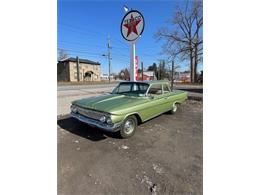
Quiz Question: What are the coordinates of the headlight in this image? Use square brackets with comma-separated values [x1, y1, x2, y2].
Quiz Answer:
[99, 116, 106, 123]
[70, 105, 77, 113]
[106, 117, 112, 125]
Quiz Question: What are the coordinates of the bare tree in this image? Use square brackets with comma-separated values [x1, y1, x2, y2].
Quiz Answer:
[58, 49, 68, 61]
[118, 68, 130, 80]
[156, 0, 203, 83]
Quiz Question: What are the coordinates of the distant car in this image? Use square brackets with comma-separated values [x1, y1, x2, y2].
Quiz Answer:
[70, 81, 187, 138]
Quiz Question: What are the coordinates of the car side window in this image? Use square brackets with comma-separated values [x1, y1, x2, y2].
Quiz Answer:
[118, 84, 131, 93]
[163, 84, 171, 93]
[139, 84, 149, 94]
[147, 84, 162, 96]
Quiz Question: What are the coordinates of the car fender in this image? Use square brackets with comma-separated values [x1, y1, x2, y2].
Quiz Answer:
[123, 112, 143, 125]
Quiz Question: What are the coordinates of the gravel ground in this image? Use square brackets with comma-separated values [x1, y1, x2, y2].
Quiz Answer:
[57, 100, 203, 195]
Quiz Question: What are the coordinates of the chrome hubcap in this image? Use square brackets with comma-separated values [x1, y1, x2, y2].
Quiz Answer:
[124, 119, 134, 134]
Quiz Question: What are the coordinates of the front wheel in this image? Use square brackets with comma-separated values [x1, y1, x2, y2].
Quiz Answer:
[119, 115, 137, 138]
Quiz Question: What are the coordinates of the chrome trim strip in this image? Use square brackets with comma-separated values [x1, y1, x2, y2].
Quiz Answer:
[71, 112, 122, 132]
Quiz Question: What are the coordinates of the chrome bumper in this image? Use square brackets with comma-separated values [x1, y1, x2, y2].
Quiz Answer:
[70, 112, 122, 132]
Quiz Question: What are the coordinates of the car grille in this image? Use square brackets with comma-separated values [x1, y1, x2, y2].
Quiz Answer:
[76, 106, 106, 120]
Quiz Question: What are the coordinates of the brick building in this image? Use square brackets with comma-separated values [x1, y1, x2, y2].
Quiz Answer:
[57, 57, 101, 82]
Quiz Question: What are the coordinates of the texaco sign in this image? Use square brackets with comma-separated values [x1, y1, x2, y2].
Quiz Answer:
[121, 10, 145, 42]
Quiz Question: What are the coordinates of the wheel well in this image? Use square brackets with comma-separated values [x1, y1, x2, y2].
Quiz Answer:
[132, 114, 142, 125]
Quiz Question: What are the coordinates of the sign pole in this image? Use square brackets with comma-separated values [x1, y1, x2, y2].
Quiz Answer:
[141, 61, 144, 81]
[130, 43, 136, 81]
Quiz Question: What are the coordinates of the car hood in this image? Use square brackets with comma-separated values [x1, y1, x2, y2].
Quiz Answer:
[72, 93, 147, 114]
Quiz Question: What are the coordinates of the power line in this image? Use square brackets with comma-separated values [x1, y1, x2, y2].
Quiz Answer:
[59, 43, 159, 58]
[58, 22, 107, 36]
[58, 23, 104, 37]
[58, 41, 129, 57]
[58, 40, 128, 50]
[58, 48, 102, 56]
[58, 48, 129, 65]
[58, 27, 103, 39]
[58, 23, 161, 57]
[58, 22, 165, 56]
[59, 22, 129, 48]
[58, 40, 105, 48]
[59, 42, 129, 57]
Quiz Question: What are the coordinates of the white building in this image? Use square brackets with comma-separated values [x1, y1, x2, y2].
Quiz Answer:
[100, 74, 114, 81]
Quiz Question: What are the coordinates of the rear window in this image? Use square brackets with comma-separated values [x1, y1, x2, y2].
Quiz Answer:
[147, 84, 162, 95]
[163, 84, 171, 93]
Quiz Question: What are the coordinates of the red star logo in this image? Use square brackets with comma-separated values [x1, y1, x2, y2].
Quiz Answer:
[123, 14, 141, 37]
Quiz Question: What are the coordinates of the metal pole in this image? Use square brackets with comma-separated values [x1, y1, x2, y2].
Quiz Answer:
[76, 56, 80, 82]
[130, 43, 136, 81]
[171, 60, 174, 90]
[141, 61, 144, 81]
[162, 60, 165, 80]
[158, 61, 161, 80]
[107, 36, 112, 83]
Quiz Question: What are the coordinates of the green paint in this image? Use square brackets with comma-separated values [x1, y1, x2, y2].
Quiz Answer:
[72, 81, 187, 124]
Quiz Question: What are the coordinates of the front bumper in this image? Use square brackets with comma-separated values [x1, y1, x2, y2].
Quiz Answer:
[70, 112, 122, 132]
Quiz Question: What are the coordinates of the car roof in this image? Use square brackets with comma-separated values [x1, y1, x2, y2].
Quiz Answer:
[145, 80, 170, 85]
[119, 80, 169, 85]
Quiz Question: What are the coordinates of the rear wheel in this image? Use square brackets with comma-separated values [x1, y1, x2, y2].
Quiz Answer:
[119, 115, 137, 138]
[169, 102, 178, 114]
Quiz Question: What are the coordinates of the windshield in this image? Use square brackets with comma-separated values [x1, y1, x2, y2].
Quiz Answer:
[112, 82, 149, 96]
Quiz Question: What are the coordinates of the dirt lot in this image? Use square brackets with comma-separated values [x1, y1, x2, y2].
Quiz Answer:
[57, 100, 203, 195]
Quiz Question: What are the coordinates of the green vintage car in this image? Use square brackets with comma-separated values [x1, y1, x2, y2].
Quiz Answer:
[70, 80, 187, 138]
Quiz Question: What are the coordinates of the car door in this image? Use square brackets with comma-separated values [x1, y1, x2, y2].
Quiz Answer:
[162, 83, 173, 111]
[139, 84, 166, 120]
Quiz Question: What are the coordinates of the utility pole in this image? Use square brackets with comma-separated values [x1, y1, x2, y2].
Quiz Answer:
[103, 36, 112, 83]
[158, 61, 161, 80]
[107, 36, 112, 83]
[171, 60, 174, 90]
[141, 62, 144, 81]
[76, 56, 80, 82]
[162, 60, 165, 80]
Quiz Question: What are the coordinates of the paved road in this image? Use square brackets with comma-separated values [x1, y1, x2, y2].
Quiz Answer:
[57, 83, 203, 91]
[57, 85, 115, 115]
[57, 83, 118, 91]
[57, 100, 203, 195]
